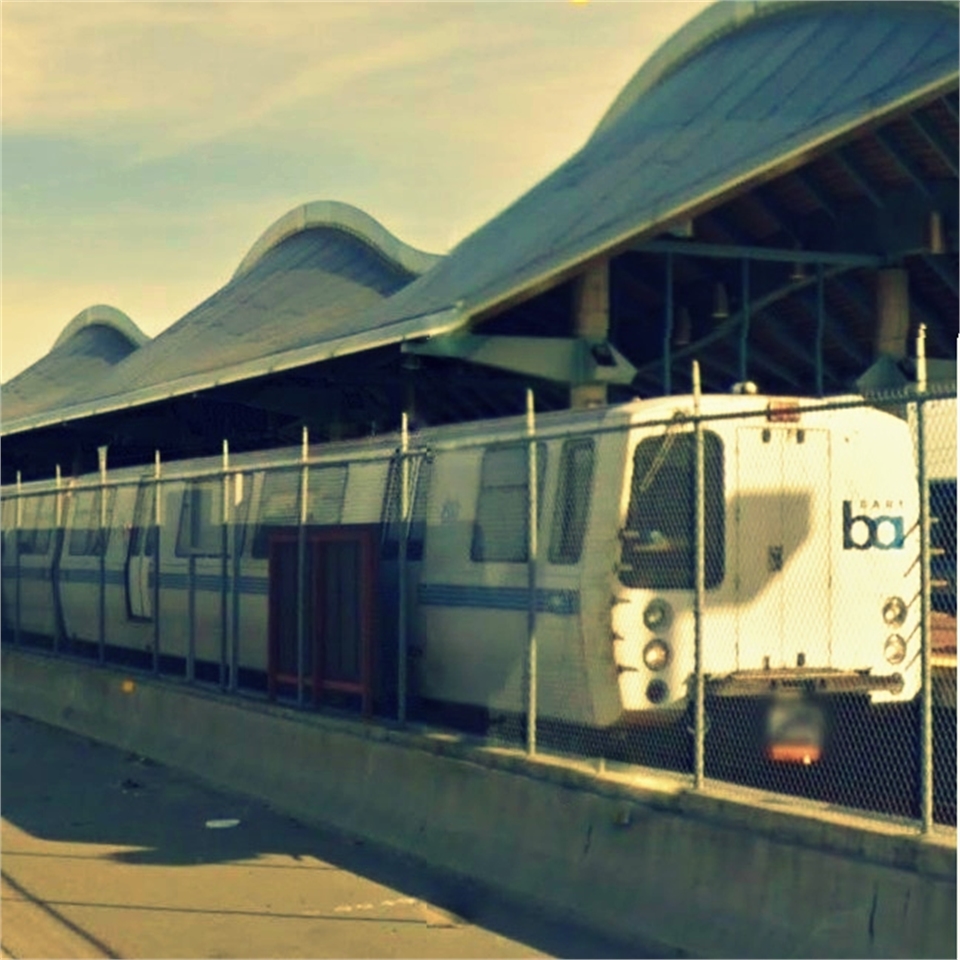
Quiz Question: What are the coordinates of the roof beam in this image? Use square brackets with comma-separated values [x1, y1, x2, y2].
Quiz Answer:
[639, 263, 859, 373]
[752, 308, 817, 369]
[831, 274, 873, 322]
[735, 327, 806, 390]
[941, 93, 959, 123]
[635, 239, 880, 268]
[751, 187, 803, 247]
[909, 113, 959, 176]
[921, 254, 959, 296]
[834, 149, 884, 209]
[873, 130, 933, 200]
[791, 168, 840, 221]
[795, 292, 867, 371]
[707, 207, 751, 246]
[686, 351, 743, 389]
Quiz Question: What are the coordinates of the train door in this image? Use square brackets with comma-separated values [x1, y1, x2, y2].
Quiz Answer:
[268, 526, 377, 715]
[735, 427, 831, 669]
[126, 481, 155, 620]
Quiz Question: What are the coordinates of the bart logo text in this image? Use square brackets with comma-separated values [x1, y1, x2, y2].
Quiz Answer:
[842, 500, 905, 550]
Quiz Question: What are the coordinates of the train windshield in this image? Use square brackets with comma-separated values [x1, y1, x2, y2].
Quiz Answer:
[619, 430, 724, 590]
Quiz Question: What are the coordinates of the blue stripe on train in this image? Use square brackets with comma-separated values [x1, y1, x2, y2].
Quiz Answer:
[12, 567, 125, 586]
[5, 568, 577, 614]
[11, 567, 269, 596]
[418, 583, 579, 615]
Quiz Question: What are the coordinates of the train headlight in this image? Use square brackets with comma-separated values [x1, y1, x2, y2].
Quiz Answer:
[882, 597, 907, 627]
[884, 634, 907, 665]
[643, 639, 671, 672]
[646, 679, 669, 704]
[643, 598, 673, 632]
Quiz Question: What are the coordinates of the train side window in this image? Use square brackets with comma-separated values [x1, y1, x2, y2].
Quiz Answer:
[549, 439, 595, 565]
[250, 465, 347, 559]
[176, 480, 224, 557]
[129, 482, 159, 557]
[18, 494, 55, 555]
[471, 443, 546, 563]
[68, 488, 117, 556]
[0, 497, 12, 560]
[619, 431, 724, 590]
[306, 465, 348, 524]
[381, 455, 432, 560]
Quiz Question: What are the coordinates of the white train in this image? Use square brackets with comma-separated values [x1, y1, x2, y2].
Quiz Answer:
[0, 393, 922, 748]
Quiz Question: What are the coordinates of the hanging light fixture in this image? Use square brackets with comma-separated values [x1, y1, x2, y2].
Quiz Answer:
[711, 283, 729, 320]
[929, 210, 945, 255]
[673, 307, 692, 346]
[790, 259, 807, 282]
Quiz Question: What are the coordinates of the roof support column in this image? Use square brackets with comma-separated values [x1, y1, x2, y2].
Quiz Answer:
[571, 260, 609, 409]
[875, 268, 910, 361]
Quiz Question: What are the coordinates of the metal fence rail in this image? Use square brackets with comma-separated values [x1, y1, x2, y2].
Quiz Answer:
[1, 374, 955, 834]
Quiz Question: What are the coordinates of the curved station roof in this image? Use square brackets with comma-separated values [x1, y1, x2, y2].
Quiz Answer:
[3, 305, 148, 424]
[4, 0, 957, 477]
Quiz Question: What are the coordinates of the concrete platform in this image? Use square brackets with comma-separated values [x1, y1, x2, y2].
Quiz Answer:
[2, 647, 956, 959]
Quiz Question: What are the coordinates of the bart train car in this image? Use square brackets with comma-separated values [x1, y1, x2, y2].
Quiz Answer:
[0, 394, 921, 744]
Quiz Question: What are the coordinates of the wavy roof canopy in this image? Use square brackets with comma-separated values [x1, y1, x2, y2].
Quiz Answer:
[3, 306, 148, 423]
[3, 1, 957, 436]
[365, 0, 957, 332]
[11, 203, 441, 423]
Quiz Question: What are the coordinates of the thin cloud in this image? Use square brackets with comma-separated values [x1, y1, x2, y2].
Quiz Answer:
[2, 1, 712, 381]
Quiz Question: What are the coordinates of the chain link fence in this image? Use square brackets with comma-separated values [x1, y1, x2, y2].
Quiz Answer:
[1, 383, 955, 831]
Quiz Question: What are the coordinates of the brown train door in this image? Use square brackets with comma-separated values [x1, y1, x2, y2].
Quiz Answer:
[268, 525, 377, 715]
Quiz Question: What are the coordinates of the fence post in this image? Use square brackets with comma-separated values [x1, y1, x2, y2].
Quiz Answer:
[15, 470, 22, 646]
[814, 263, 825, 397]
[526, 388, 538, 756]
[220, 440, 230, 691]
[153, 451, 162, 675]
[692, 361, 706, 789]
[54, 464, 62, 654]
[187, 502, 196, 683]
[297, 426, 309, 708]
[739, 258, 751, 384]
[98, 446, 108, 665]
[916, 325, 933, 834]
[398, 412, 410, 724]
[662, 251, 673, 395]
[230, 470, 242, 694]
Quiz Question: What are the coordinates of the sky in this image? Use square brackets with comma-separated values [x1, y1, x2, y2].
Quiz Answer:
[2, 1, 711, 383]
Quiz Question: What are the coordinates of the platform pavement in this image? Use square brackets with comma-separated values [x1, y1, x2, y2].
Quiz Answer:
[2, 647, 956, 959]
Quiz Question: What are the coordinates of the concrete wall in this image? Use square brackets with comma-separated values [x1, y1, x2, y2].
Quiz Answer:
[2, 648, 955, 959]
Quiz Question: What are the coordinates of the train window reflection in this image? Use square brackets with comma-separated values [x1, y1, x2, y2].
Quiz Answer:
[471, 443, 546, 563]
[19, 494, 55, 555]
[381, 455, 432, 560]
[549, 439, 595, 565]
[68, 488, 116, 557]
[619, 431, 724, 590]
[176, 480, 223, 557]
[250, 465, 347, 559]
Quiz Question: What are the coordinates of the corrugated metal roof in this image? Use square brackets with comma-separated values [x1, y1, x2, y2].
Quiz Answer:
[2, 305, 147, 422]
[233, 200, 443, 281]
[77, 224, 428, 401]
[4, 0, 956, 437]
[3, 206, 441, 430]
